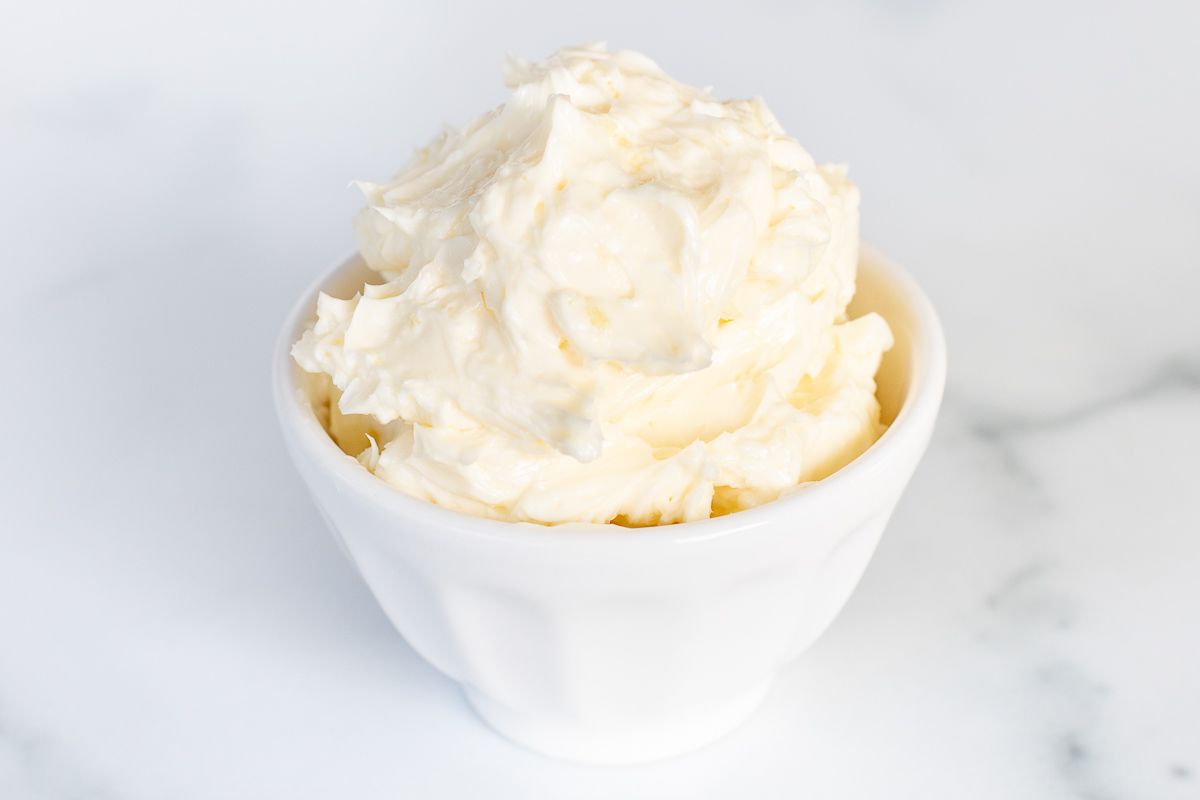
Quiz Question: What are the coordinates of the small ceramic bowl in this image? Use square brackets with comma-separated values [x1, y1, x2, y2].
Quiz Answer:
[273, 244, 946, 764]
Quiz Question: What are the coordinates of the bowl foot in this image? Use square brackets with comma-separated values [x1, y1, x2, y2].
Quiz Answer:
[462, 678, 774, 764]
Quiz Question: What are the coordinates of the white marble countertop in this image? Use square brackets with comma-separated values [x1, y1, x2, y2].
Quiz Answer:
[2, 1, 1198, 797]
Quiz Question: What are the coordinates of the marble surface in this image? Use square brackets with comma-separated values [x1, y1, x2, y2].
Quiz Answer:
[2, 1, 1198, 797]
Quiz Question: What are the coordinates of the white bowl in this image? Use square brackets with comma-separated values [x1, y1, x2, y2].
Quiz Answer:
[272, 244, 946, 764]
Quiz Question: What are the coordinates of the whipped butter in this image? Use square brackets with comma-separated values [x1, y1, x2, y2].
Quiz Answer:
[293, 44, 893, 525]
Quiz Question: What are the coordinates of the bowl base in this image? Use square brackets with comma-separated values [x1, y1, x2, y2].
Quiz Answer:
[463, 678, 775, 764]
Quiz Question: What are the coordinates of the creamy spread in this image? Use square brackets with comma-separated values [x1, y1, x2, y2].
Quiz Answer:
[292, 44, 893, 526]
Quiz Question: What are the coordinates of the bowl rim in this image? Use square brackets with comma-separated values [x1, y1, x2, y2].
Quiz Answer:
[272, 243, 946, 547]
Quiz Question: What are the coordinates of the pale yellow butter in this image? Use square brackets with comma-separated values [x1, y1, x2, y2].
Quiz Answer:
[293, 44, 892, 525]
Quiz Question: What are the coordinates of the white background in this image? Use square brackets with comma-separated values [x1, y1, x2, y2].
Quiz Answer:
[2, 1, 1198, 798]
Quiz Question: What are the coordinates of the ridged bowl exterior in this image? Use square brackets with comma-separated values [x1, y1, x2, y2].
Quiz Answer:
[273, 245, 945, 763]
